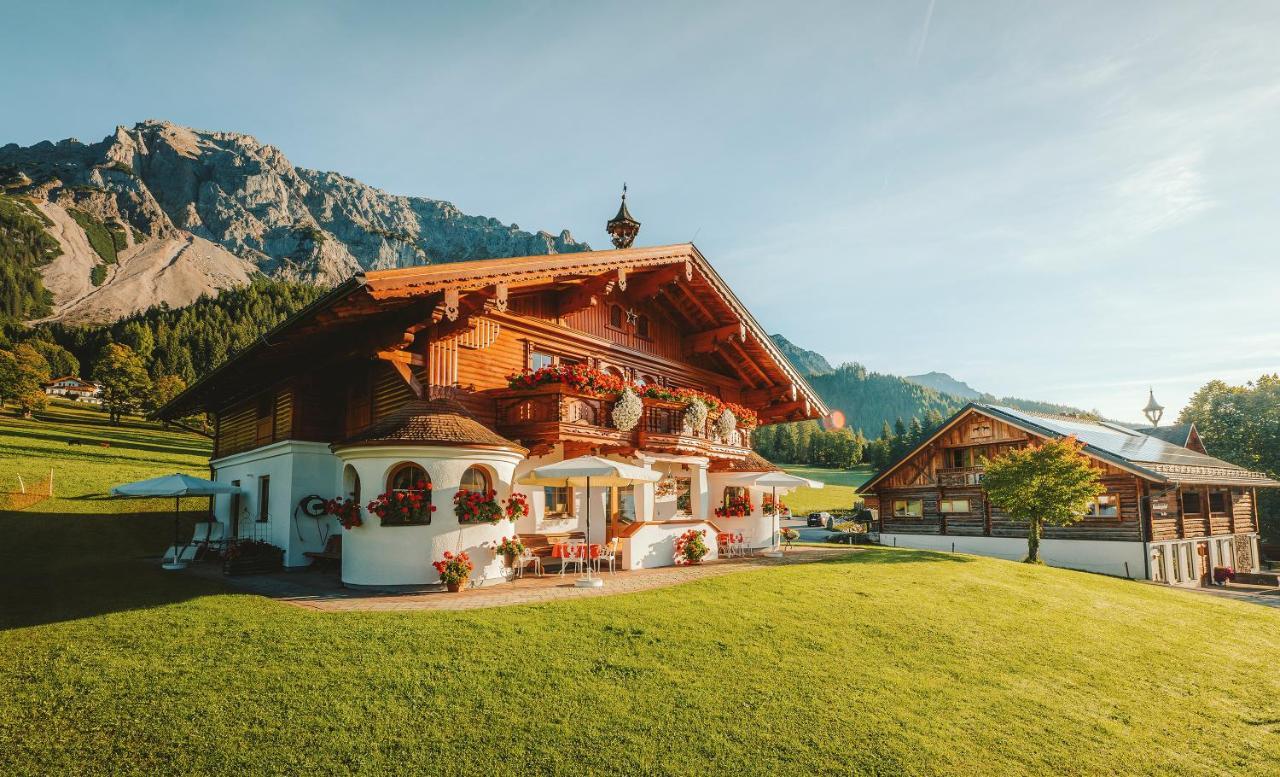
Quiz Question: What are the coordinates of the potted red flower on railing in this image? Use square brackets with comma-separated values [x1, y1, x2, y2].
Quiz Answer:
[433, 550, 474, 592]
[494, 536, 525, 568]
[454, 488, 503, 524]
[367, 480, 435, 526]
[1213, 566, 1236, 585]
[714, 492, 754, 518]
[674, 528, 709, 565]
[504, 492, 529, 521]
[323, 496, 362, 529]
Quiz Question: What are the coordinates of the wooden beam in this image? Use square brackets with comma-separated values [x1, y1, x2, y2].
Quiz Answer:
[683, 323, 746, 355]
[719, 336, 771, 387]
[375, 351, 425, 398]
[557, 270, 624, 317]
[759, 398, 812, 422]
[622, 264, 686, 301]
[740, 383, 797, 405]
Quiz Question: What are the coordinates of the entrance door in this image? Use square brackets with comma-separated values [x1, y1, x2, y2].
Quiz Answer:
[1196, 542, 1211, 585]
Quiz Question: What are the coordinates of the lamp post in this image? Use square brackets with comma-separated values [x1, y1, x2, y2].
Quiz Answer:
[1143, 388, 1165, 427]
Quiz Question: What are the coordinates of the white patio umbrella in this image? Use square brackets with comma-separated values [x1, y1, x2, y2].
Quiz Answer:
[725, 471, 823, 557]
[111, 473, 240, 570]
[518, 456, 661, 588]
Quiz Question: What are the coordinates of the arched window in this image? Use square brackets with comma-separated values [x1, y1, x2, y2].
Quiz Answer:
[460, 465, 492, 495]
[388, 463, 429, 493]
[609, 304, 623, 328]
[636, 315, 650, 338]
[343, 464, 361, 503]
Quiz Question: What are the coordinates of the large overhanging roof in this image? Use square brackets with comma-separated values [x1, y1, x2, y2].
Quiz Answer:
[860, 403, 1280, 493]
[157, 243, 828, 421]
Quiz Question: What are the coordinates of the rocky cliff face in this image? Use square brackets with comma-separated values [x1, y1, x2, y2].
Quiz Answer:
[0, 120, 589, 322]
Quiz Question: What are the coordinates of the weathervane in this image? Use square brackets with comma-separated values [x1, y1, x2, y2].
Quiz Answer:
[606, 183, 640, 249]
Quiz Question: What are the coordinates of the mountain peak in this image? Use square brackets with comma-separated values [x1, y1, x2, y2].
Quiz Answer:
[0, 120, 592, 323]
[905, 371, 981, 399]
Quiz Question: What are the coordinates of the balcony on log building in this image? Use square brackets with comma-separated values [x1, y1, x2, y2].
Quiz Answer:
[489, 383, 752, 459]
[938, 466, 985, 488]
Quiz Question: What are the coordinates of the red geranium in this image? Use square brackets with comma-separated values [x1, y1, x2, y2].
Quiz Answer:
[367, 482, 435, 526]
[323, 496, 363, 529]
[505, 492, 529, 521]
[433, 550, 474, 585]
[454, 488, 503, 524]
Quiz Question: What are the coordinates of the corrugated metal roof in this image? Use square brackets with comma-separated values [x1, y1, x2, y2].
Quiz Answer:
[982, 405, 1279, 487]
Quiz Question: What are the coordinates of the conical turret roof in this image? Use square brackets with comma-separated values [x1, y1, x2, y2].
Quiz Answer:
[335, 396, 526, 452]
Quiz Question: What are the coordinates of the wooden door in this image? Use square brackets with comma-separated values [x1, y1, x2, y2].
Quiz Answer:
[1196, 542, 1210, 585]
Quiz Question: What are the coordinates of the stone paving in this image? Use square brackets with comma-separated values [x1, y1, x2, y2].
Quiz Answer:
[1179, 581, 1280, 609]
[193, 545, 859, 612]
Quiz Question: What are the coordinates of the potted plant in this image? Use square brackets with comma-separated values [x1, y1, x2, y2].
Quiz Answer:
[1212, 566, 1236, 585]
[367, 481, 435, 526]
[323, 496, 362, 529]
[494, 536, 525, 569]
[762, 495, 785, 516]
[223, 539, 284, 576]
[674, 528, 709, 565]
[433, 550, 474, 592]
[779, 527, 800, 550]
[504, 492, 529, 522]
[454, 488, 502, 524]
[714, 491, 754, 518]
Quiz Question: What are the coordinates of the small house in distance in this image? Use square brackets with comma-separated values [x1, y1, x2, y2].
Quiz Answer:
[858, 402, 1278, 586]
[157, 212, 826, 587]
[43, 375, 102, 404]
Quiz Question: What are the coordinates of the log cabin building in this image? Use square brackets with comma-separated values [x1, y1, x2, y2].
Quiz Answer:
[858, 403, 1278, 586]
[158, 209, 826, 587]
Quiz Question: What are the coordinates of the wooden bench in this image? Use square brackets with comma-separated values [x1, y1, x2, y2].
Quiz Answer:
[304, 535, 341, 572]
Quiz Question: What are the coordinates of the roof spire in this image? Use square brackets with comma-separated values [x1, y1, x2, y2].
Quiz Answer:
[606, 183, 640, 249]
[1143, 387, 1165, 427]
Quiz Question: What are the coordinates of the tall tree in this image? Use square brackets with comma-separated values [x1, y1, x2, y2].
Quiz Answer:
[27, 339, 79, 377]
[3, 343, 51, 418]
[981, 437, 1105, 563]
[1179, 374, 1280, 539]
[93, 344, 151, 423]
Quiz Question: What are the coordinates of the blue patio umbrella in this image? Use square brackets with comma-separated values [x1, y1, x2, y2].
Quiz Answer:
[111, 473, 239, 569]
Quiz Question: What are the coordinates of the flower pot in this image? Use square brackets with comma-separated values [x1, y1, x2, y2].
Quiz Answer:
[503, 552, 518, 568]
[446, 580, 463, 593]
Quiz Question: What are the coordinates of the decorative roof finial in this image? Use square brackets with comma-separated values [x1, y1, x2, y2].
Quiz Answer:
[1143, 388, 1164, 427]
[606, 183, 640, 249]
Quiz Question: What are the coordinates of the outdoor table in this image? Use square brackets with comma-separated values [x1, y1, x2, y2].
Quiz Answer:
[551, 542, 602, 559]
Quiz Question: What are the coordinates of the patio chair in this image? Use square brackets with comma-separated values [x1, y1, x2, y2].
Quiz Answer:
[517, 547, 543, 578]
[163, 522, 211, 564]
[559, 539, 587, 577]
[595, 538, 620, 575]
[716, 532, 732, 558]
[733, 532, 747, 558]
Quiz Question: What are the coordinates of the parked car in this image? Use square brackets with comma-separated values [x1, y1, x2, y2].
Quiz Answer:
[807, 512, 831, 527]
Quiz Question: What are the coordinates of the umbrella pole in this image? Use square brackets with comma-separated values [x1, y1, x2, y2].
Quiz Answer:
[763, 485, 784, 558]
[575, 476, 603, 588]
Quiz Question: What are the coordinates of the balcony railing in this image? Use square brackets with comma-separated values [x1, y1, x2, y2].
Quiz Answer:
[938, 466, 984, 487]
[490, 383, 752, 458]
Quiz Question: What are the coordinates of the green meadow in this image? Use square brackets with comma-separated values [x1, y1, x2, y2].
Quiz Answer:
[1, 405, 1277, 775]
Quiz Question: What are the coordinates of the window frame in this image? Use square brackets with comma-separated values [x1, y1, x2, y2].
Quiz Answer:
[939, 498, 970, 514]
[636, 315, 651, 339]
[608, 304, 624, 329]
[1086, 494, 1119, 519]
[1207, 490, 1228, 515]
[1181, 490, 1202, 515]
[544, 485, 573, 518]
[892, 498, 924, 518]
[460, 465, 492, 496]
[674, 477, 692, 516]
[257, 475, 270, 523]
[388, 462, 430, 494]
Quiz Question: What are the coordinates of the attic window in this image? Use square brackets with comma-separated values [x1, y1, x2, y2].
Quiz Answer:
[636, 315, 650, 338]
[609, 305, 623, 328]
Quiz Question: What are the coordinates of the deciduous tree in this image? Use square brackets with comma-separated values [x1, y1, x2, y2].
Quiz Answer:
[981, 436, 1105, 563]
[93, 343, 151, 423]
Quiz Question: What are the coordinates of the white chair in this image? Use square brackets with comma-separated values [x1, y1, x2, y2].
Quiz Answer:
[163, 522, 211, 564]
[732, 533, 747, 558]
[595, 538, 620, 574]
[518, 547, 543, 578]
[559, 540, 587, 577]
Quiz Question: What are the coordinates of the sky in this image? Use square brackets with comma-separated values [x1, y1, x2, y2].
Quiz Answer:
[5, 0, 1280, 423]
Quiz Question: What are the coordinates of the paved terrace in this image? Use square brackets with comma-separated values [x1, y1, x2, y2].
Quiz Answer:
[188, 545, 859, 612]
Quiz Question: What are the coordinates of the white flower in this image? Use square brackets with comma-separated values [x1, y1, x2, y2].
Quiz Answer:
[682, 398, 708, 434]
[715, 409, 737, 441]
[611, 387, 643, 432]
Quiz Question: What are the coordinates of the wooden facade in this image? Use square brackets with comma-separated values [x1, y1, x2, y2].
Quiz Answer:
[865, 406, 1265, 546]
[175, 244, 826, 463]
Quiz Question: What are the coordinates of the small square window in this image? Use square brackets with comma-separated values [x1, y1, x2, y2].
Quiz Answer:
[940, 498, 970, 513]
[892, 499, 923, 518]
[1208, 491, 1228, 514]
[530, 351, 554, 371]
[544, 486, 572, 517]
[1182, 491, 1202, 515]
[1086, 495, 1119, 518]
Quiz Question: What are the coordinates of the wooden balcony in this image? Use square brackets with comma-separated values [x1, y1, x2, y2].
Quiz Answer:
[938, 466, 984, 488]
[489, 383, 752, 459]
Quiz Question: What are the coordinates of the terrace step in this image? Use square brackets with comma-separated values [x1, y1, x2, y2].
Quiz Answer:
[1234, 570, 1280, 587]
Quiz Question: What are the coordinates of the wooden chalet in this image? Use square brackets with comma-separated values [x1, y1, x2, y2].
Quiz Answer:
[858, 403, 1278, 586]
[159, 226, 825, 587]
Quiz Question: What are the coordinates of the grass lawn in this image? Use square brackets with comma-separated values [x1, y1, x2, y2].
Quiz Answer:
[780, 465, 874, 514]
[3, 408, 1279, 774]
